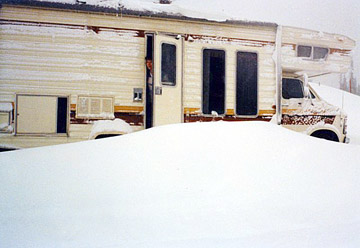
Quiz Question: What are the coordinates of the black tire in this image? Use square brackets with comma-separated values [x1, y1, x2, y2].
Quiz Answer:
[94, 134, 121, 139]
[310, 130, 339, 142]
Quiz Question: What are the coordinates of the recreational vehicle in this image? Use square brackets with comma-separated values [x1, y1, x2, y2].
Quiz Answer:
[0, 0, 355, 149]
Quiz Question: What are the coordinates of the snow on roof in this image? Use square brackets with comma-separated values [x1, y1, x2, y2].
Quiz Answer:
[1, 0, 277, 27]
[0, 120, 360, 247]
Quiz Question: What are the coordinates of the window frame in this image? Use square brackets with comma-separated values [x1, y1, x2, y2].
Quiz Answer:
[201, 47, 226, 116]
[160, 41, 177, 87]
[15, 94, 70, 136]
[296, 44, 329, 60]
[234, 50, 259, 118]
[313, 46, 330, 60]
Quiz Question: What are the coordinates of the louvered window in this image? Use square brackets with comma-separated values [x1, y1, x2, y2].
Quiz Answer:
[77, 96, 114, 119]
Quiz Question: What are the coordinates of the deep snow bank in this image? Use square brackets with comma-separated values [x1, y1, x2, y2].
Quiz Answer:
[1, 121, 360, 247]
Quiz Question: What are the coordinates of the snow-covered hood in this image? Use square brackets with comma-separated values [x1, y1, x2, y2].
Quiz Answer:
[295, 98, 344, 116]
[286, 85, 346, 116]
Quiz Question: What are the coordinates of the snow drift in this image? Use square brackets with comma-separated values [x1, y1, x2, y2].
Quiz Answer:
[1, 121, 360, 247]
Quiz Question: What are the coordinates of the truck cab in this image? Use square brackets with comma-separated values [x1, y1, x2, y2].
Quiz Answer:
[280, 76, 348, 142]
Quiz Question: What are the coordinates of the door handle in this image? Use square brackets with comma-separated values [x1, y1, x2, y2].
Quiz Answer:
[155, 86, 162, 95]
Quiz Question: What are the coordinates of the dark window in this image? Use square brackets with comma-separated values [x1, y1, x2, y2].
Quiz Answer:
[146, 35, 153, 61]
[57, 97, 68, 133]
[236, 52, 258, 116]
[282, 78, 304, 99]
[313, 47, 329, 60]
[161, 43, 176, 86]
[297, 45, 312, 58]
[297, 45, 329, 60]
[202, 49, 225, 115]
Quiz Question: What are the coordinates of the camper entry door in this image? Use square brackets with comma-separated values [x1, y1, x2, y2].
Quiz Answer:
[153, 34, 183, 126]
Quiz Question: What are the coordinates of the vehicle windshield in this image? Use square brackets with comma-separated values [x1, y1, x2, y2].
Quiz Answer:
[282, 78, 304, 99]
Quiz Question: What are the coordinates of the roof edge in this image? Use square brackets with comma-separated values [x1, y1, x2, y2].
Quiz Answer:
[1, 0, 278, 27]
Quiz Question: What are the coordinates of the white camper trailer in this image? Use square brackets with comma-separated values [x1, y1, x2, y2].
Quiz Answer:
[0, 1, 355, 149]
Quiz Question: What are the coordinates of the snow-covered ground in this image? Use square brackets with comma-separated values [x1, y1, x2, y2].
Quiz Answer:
[1, 98, 360, 247]
[1, 2, 359, 246]
[311, 83, 360, 145]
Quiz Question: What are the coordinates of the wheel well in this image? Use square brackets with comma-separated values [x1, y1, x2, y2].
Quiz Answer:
[0, 147, 17, 153]
[310, 129, 339, 142]
[94, 134, 121, 139]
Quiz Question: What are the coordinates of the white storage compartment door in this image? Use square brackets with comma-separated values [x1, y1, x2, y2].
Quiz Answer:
[16, 95, 57, 134]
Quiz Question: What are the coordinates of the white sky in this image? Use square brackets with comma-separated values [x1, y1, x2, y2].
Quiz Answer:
[184, 0, 358, 40]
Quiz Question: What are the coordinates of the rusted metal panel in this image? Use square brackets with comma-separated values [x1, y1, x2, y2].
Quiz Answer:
[70, 111, 143, 126]
[281, 115, 335, 125]
[184, 115, 271, 123]
[329, 48, 352, 56]
[184, 34, 275, 47]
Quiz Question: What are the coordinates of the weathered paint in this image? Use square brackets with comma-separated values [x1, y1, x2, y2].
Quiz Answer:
[0, 5, 355, 148]
[184, 115, 272, 123]
[282, 115, 335, 126]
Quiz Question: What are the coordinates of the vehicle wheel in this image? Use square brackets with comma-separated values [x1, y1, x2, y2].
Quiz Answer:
[310, 130, 339, 142]
[94, 134, 121, 139]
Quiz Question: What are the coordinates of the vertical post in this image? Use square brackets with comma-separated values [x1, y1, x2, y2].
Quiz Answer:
[181, 35, 185, 123]
[349, 59, 354, 93]
[275, 25, 283, 125]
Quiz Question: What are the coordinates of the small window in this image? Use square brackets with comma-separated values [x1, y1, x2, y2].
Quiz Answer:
[161, 43, 176, 86]
[282, 78, 304, 99]
[236, 52, 258, 116]
[297, 45, 312, 58]
[202, 49, 225, 115]
[297, 45, 329, 60]
[313, 47, 329, 60]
